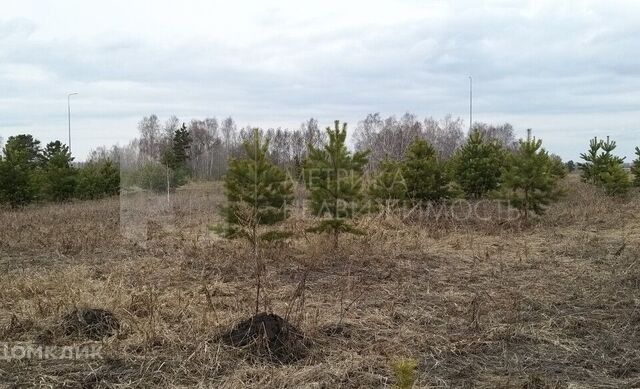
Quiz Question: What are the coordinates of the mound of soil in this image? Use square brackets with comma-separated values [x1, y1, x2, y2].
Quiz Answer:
[61, 308, 120, 340]
[220, 313, 308, 363]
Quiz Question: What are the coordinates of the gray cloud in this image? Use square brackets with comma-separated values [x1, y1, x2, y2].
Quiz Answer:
[0, 1, 639, 160]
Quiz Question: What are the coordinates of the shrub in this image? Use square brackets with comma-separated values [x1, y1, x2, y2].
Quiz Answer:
[390, 358, 418, 389]
[121, 162, 187, 194]
[566, 160, 576, 172]
[76, 161, 120, 200]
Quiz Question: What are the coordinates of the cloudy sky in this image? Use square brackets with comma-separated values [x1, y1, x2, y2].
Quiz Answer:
[1, 0, 639, 160]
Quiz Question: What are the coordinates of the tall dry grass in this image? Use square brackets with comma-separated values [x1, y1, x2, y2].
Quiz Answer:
[0, 177, 639, 387]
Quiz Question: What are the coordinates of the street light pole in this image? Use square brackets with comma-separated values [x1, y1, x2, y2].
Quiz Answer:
[469, 75, 473, 132]
[67, 92, 78, 153]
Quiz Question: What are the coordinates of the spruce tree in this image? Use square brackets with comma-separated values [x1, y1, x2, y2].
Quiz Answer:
[304, 120, 369, 249]
[160, 123, 191, 188]
[402, 139, 453, 205]
[216, 129, 293, 313]
[631, 146, 640, 187]
[368, 156, 407, 214]
[172, 123, 191, 169]
[450, 131, 505, 198]
[495, 137, 562, 221]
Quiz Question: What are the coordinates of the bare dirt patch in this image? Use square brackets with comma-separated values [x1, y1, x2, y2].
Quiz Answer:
[220, 312, 309, 363]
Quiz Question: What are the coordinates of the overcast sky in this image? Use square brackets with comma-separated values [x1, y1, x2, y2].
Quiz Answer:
[1, 0, 639, 161]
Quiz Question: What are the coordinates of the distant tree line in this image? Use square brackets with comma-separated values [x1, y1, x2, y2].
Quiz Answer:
[0, 135, 119, 207]
[119, 112, 519, 186]
[2, 112, 637, 207]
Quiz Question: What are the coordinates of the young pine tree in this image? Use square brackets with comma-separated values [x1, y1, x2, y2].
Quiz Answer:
[579, 136, 630, 195]
[0, 135, 43, 207]
[75, 161, 120, 200]
[368, 157, 407, 214]
[402, 139, 453, 205]
[631, 146, 640, 187]
[217, 129, 293, 313]
[304, 120, 369, 249]
[578, 137, 604, 184]
[600, 163, 631, 196]
[450, 130, 505, 198]
[549, 154, 568, 179]
[495, 137, 562, 221]
[40, 141, 77, 202]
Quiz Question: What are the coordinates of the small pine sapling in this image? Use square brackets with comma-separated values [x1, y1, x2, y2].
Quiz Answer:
[578, 137, 604, 184]
[450, 130, 505, 198]
[216, 129, 293, 314]
[631, 146, 640, 187]
[579, 136, 630, 195]
[402, 139, 454, 205]
[600, 163, 631, 196]
[495, 137, 563, 221]
[304, 120, 369, 249]
[390, 358, 418, 389]
[368, 156, 407, 215]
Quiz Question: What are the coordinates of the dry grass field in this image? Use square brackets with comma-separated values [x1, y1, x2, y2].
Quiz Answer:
[1, 176, 639, 388]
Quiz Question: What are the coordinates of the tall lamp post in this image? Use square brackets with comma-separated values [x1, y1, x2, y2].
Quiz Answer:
[67, 92, 78, 153]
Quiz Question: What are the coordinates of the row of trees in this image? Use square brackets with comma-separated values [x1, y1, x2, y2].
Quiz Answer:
[123, 113, 517, 181]
[218, 121, 640, 261]
[4, 114, 637, 207]
[124, 115, 326, 181]
[216, 121, 572, 313]
[0, 135, 119, 207]
[354, 113, 518, 168]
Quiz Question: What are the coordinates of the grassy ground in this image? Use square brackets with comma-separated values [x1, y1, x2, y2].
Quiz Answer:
[0, 176, 639, 388]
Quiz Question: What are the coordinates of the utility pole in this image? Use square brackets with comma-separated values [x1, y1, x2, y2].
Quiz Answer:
[67, 92, 78, 153]
[469, 75, 473, 132]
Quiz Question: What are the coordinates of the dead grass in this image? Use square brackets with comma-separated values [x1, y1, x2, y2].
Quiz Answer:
[0, 178, 639, 388]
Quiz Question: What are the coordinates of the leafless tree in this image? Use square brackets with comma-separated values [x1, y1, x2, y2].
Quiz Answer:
[163, 116, 180, 140]
[423, 114, 465, 159]
[355, 112, 464, 169]
[137, 114, 162, 159]
[471, 122, 518, 150]
[301, 118, 325, 149]
[87, 145, 122, 164]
